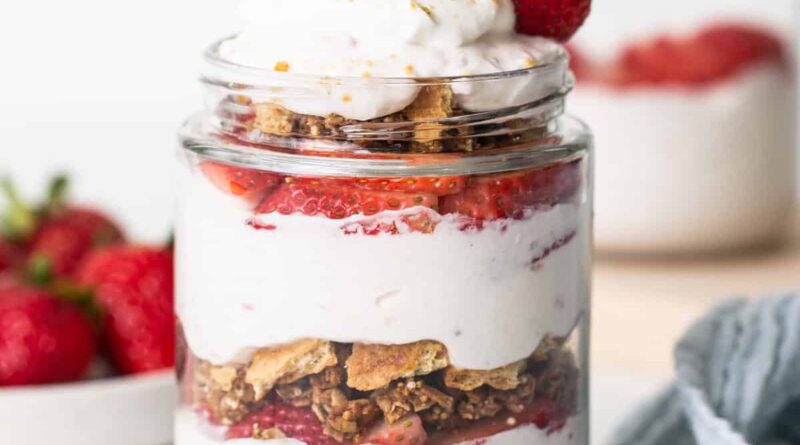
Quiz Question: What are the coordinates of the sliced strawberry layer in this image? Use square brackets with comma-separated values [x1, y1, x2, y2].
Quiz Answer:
[257, 183, 438, 220]
[201, 161, 282, 206]
[226, 400, 340, 445]
[428, 399, 570, 445]
[440, 161, 580, 224]
[291, 176, 468, 197]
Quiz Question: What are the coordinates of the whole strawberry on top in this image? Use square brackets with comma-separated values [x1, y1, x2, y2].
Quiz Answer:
[1, 176, 125, 280]
[77, 245, 175, 375]
[0, 286, 96, 386]
[512, 0, 591, 42]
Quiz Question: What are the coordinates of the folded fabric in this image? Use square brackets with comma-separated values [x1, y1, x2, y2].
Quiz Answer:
[609, 293, 800, 445]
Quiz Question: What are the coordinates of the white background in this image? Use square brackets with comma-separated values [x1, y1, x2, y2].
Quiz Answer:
[0, 0, 797, 241]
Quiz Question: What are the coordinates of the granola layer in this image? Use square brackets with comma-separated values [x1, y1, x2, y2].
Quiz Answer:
[191, 336, 579, 443]
[222, 85, 549, 154]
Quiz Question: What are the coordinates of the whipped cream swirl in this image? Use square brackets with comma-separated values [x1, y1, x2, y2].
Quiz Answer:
[211, 0, 566, 120]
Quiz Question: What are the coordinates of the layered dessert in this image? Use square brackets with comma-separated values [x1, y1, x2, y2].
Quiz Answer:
[176, 1, 592, 444]
[569, 22, 796, 254]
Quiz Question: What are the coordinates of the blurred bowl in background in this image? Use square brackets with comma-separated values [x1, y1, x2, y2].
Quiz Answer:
[0, 371, 175, 445]
[569, 20, 797, 255]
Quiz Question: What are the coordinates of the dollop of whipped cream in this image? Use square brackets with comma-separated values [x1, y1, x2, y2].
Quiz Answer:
[212, 0, 565, 120]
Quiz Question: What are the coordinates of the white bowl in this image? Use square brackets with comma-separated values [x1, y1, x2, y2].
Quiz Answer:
[0, 371, 176, 445]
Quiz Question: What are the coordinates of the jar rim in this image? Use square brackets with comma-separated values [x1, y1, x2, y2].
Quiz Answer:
[203, 35, 571, 87]
[180, 113, 591, 177]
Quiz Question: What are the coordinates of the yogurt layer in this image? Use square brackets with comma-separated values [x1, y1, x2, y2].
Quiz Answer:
[212, 0, 566, 120]
[176, 167, 590, 370]
[174, 408, 586, 445]
[570, 63, 796, 253]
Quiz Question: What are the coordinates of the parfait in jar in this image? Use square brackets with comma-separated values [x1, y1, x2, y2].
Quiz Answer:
[175, 1, 593, 445]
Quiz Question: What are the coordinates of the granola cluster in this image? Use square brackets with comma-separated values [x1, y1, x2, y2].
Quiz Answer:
[223, 86, 548, 154]
[192, 336, 579, 442]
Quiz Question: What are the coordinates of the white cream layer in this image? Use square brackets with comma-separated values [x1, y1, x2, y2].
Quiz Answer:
[213, 0, 565, 120]
[174, 409, 586, 445]
[176, 168, 590, 370]
[569, 64, 796, 253]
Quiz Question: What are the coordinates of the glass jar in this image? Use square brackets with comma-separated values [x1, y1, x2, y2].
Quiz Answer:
[175, 37, 592, 445]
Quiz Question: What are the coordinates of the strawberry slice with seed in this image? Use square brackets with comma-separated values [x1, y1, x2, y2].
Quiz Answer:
[200, 161, 282, 206]
[226, 400, 340, 445]
[257, 183, 438, 221]
[291, 176, 467, 197]
[440, 162, 580, 223]
[364, 414, 428, 445]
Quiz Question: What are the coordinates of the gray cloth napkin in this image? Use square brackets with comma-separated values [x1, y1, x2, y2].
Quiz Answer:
[609, 293, 800, 445]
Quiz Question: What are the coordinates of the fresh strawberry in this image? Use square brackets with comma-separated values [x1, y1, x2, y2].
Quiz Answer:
[257, 183, 438, 220]
[0, 287, 96, 386]
[28, 208, 124, 279]
[440, 162, 580, 223]
[226, 400, 340, 445]
[291, 176, 468, 197]
[76, 245, 174, 375]
[617, 23, 787, 86]
[201, 161, 282, 206]
[365, 415, 428, 445]
[1, 176, 124, 280]
[0, 238, 20, 273]
[512, 0, 591, 42]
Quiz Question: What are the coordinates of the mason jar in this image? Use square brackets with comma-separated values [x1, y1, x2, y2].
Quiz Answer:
[175, 37, 592, 445]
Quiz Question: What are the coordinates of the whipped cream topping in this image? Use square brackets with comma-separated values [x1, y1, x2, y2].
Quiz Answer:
[176, 167, 590, 370]
[212, 0, 566, 120]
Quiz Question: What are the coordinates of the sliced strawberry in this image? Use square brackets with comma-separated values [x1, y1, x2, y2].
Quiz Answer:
[200, 161, 282, 206]
[512, 0, 591, 42]
[291, 176, 467, 197]
[342, 211, 439, 235]
[440, 162, 580, 223]
[364, 414, 428, 445]
[257, 183, 438, 220]
[226, 400, 340, 445]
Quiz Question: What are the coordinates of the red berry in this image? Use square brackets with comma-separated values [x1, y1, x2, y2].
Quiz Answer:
[0, 288, 96, 386]
[440, 162, 580, 224]
[365, 415, 428, 445]
[201, 161, 282, 206]
[292, 176, 468, 197]
[226, 400, 340, 445]
[616, 23, 787, 87]
[29, 208, 124, 278]
[76, 246, 174, 375]
[512, 0, 591, 42]
[0, 238, 20, 274]
[257, 182, 438, 221]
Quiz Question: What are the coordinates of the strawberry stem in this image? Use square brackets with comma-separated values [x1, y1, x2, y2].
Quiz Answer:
[28, 254, 54, 286]
[43, 174, 69, 216]
[1, 177, 36, 241]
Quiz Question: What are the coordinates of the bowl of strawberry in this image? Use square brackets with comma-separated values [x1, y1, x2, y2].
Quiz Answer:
[0, 176, 176, 445]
